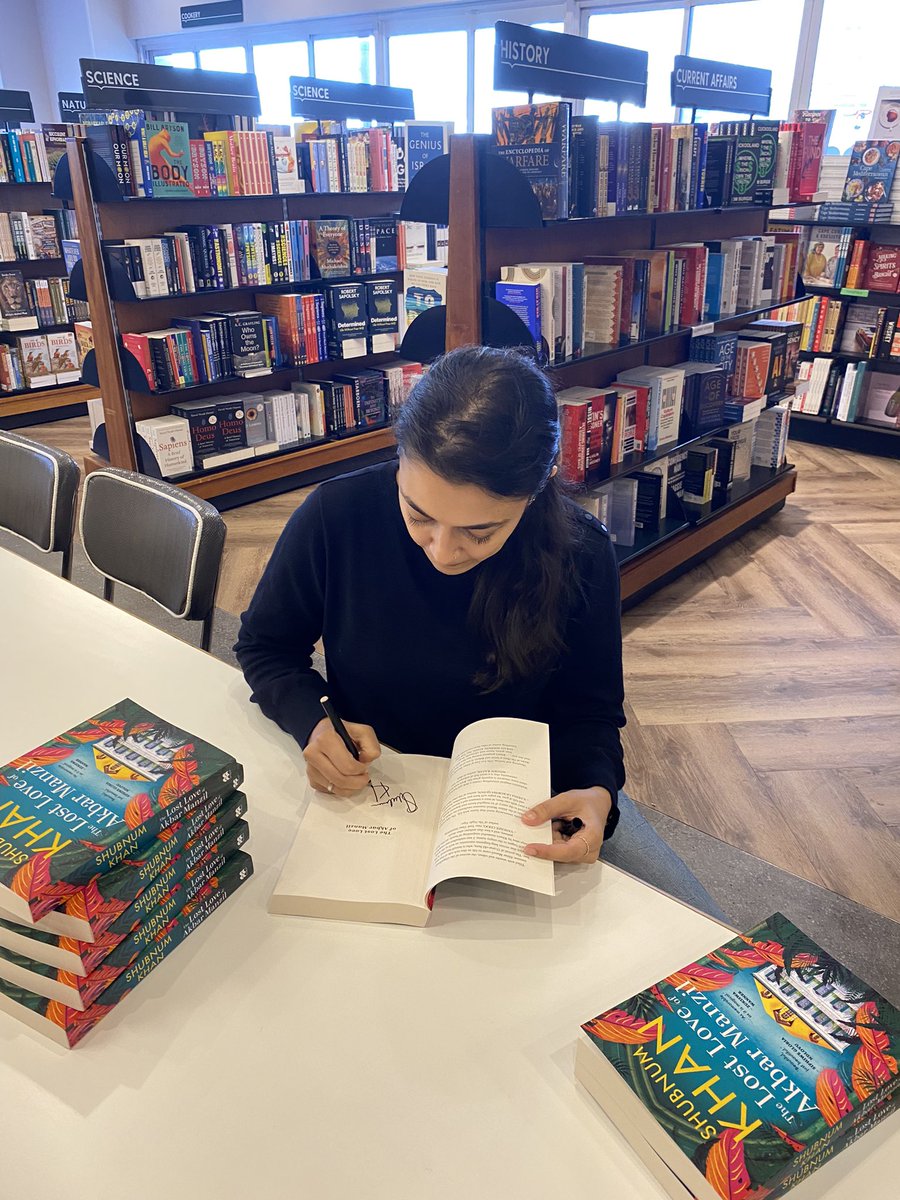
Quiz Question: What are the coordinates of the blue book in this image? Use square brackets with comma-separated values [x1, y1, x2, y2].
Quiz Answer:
[495, 281, 542, 353]
[403, 122, 453, 183]
[4, 132, 27, 183]
[703, 253, 725, 319]
[570, 263, 585, 358]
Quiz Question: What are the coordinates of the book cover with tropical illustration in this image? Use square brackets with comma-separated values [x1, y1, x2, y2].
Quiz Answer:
[581, 914, 899, 1199]
[0, 699, 238, 923]
[0, 849, 253, 1047]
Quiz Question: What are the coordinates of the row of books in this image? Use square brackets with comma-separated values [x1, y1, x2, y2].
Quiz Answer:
[0, 128, 56, 184]
[124, 360, 423, 478]
[0, 269, 88, 331]
[0, 209, 77, 263]
[496, 234, 800, 363]
[786, 220, 900, 294]
[256, 278, 400, 363]
[491, 107, 829, 222]
[76, 112, 453, 199]
[0, 701, 252, 1047]
[576, 913, 900, 1200]
[0, 330, 82, 393]
[576, 408, 785, 544]
[793, 358, 900, 427]
[92, 215, 446, 297]
[777, 294, 900, 363]
[123, 310, 282, 392]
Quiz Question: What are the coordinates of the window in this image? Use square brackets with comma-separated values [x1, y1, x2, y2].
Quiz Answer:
[254, 41, 310, 125]
[473, 22, 564, 135]
[312, 36, 375, 84]
[198, 46, 248, 74]
[154, 51, 197, 70]
[584, 9, 685, 123]
[810, 0, 900, 154]
[688, 0, 804, 123]
[389, 31, 468, 131]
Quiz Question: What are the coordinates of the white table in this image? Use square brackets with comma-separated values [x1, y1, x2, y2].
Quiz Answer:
[0, 551, 896, 1199]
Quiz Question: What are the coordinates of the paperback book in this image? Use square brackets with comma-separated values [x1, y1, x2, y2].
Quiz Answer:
[842, 141, 900, 205]
[0, 700, 240, 923]
[577, 913, 900, 1200]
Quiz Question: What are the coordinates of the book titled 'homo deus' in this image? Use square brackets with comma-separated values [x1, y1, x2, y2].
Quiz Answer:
[0, 700, 240, 923]
[577, 914, 900, 1200]
[492, 102, 571, 221]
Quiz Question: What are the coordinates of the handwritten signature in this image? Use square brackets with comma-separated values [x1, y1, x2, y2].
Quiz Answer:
[369, 781, 418, 813]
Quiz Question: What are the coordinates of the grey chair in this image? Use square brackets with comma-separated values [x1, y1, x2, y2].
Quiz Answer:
[0, 430, 80, 578]
[79, 466, 226, 651]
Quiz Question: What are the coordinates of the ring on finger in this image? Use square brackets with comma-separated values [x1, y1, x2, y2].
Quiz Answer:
[575, 833, 592, 859]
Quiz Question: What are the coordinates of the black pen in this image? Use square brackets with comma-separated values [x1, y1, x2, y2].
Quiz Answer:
[320, 695, 361, 761]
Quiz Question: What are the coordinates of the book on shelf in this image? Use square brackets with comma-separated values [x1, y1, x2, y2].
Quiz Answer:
[365, 278, 399, 354]
[0, 699, 241, 925]
[676, 363, 728, 437]
[403, 121, 453, 184]
[0, 128, 54, 184]
[862, 244, 900, 294]
[269, 717, 554, 926]
[690, 332, 740, 391]
[681, 443, 718, 505]
[752, 404, 791, 467]
[16, 334, 55, 387]
[858, 371, 900, 427]
[604, 477, 639, 546]
[0, 270, 38, 330]
[617, 366, 685, 452]
[0, 848, 253, 1048]
[491, 102, 571, 221]
[840, 303, 883, 355]
[576, 913, 900, 1200]
[134, 414, 194, 478]
[45, 330, 80, 383]
[494, 280, 543, 356]
[842, 141, 900, 206]
[800, 226, 853, 288]
[402, 265, 447, 334]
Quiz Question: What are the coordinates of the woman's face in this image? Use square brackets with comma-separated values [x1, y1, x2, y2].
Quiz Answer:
[397, 456, 530, 575]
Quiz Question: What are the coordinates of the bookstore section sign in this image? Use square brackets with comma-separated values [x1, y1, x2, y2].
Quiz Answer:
[80, 58, 260, 117]
[58, 92, 87, 121]
[671, 56, 771, 116]
[181, 1, 243, 28]
[290, 77, 415, 123]
[0, 90, 34, 125]
[493, 21, 647, 107]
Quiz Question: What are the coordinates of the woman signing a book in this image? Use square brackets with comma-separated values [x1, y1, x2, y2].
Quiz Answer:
[236, 345, 721, 913]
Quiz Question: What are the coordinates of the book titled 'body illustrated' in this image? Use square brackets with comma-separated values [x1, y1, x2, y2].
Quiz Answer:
[577, 914, 900, 1200]
[0, 700, 240, 923]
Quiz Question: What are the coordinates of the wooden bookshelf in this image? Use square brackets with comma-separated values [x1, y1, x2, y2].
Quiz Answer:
[439, 134, 799, 602]
[0, 180, 98, 426]
[64, 136, 406, 504]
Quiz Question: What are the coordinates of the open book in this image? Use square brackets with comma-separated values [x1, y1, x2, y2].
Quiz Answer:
[269, 717, 556, 926]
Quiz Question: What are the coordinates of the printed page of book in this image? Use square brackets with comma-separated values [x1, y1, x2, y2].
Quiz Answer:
[425, 717, 555, 897]
[268, 746, 448, 926]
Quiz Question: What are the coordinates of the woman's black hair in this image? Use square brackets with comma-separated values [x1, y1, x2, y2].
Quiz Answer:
[394, 344, 581, 692]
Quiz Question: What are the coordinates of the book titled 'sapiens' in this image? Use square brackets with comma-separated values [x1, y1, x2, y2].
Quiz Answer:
[145, 120, 195, 198]
[491, 102, 571, 221]
[0, 700, 239, 923]
[578, 914, 900, 1200]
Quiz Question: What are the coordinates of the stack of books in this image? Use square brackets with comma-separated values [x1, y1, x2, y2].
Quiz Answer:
[0, 211, 66, 262]
[0, 268, 87, 332]
[576, 915, 899, 1199]
[0, 330, 81, 393]
[0, 129, 56, 183]
[0, 700, 252, 1047]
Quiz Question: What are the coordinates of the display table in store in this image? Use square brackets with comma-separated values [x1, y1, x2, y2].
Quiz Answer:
[0, 550, 896, 1199]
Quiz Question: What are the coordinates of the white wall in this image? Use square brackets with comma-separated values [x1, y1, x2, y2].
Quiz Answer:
[123, 0, 433, 40]
[0, 4, 53, 122]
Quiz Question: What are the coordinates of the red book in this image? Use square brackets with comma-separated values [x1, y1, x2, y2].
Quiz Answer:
[120, 333, 154, 389]
[845, 238, 869, 290]
[558, 398, 589, 483]
[796, 123, 826, 198]
[811, 297, 829, 352]
[863, 244, 900, 293]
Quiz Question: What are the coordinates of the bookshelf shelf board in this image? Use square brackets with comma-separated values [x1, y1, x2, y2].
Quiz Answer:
[0, 182, 55, 189]
[788, 410, 829, 423]
[581, 426, 730, 489]
[0, 322, 75, 340]
[687, 465, 794, 527]
[613, 515, 691, 566]
[771, 217, 895, 228]
[542, 202, 777, 229]
[127, 365, 294, 398]
[84, 425, 397, 502]
[0, 257, 65, 267]
[806, 285, 900, 304]
[97, 190, 403, 206]
[0, 379, 97, 424]
[112, 269, 402, 304]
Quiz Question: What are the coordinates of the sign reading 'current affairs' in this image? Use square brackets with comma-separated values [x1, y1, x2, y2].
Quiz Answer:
[671, 55, 771, 115]
[289, 77, 414, 123]
[80, 57, 260, 117]
[493, 21, 647, 107]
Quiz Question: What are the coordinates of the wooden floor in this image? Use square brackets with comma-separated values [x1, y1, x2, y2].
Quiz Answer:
[16, 417, 900, 923]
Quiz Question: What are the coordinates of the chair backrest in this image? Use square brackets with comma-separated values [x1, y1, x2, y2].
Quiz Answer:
[0, 431, 80, 574]
[79, 467, 226, 624]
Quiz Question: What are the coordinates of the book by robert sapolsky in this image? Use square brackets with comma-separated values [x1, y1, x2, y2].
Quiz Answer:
[0, 699, 240, 923]
[577, 914, 900, 1200]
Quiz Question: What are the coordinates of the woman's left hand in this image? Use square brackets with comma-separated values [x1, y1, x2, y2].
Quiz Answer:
[520, 787, 612, 863]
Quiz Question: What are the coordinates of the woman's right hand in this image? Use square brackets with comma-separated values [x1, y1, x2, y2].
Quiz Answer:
[303, 717, 381, 796]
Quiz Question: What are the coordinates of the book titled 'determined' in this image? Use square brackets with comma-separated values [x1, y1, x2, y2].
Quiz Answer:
[577, 914, 900, 1200]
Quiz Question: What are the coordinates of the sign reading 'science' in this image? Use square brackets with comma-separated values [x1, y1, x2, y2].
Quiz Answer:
[493, 21, 647, 107]
[671, 55, 771, 116]
[80, 57, 260, 117]
[289, 77, 414, 123]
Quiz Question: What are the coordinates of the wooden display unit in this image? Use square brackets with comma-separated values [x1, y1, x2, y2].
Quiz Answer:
[0, 180, 98, 427]
[434, 134, 799, 607]
[63, 137, 401, 507]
